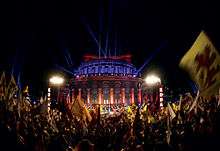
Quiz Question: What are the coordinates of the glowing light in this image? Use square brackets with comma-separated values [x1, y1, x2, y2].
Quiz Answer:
[49, 76, 64, 85]
[145, 75, 161, 85]
[110, 88, 114, 104]
[131, 88, 134, 104]
[121, 88, 125, 104]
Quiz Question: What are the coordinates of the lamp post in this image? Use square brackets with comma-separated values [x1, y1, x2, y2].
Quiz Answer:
[144, 74, 163, 110]
[144, 75, 161, 86]
[48, 75, 65, 109]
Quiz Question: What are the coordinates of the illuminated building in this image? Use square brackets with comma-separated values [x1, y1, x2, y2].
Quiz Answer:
[69, 54, 142, 105]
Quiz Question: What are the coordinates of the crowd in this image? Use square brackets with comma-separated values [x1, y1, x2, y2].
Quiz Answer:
[1, 74, 220, 151]
[1, 94, 220, 151]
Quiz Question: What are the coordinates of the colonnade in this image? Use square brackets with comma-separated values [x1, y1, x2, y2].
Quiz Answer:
[72, 87, 142, 105]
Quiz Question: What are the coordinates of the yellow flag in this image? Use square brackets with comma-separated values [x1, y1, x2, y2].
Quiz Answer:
[71, 97, 92, 122]
[23, 85, 29, 93]
[179, 31, 220, 98]
[168, 103, 176, 120]
[0, 72, 7, 99]
[6, 75, 18, 100]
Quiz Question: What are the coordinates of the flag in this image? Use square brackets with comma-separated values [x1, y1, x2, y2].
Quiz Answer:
[167, 103, 176, 120]
[179, 31, 220, 98]
[188, 91, 199, 113]
[40, 97, 49, 114]
[71, 97, 92, 122]
[166, 113, 172, 144]
[66, 92, 71, 104]
[40, 96, 44, 104]
[6, 75, 18, 100]
[23, 85, 29, 93]
[0, 72, 7, 100]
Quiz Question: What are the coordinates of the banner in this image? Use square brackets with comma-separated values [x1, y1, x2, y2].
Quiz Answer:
[179, 31, 220, 98]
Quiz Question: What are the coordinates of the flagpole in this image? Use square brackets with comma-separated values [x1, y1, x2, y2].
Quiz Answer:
[218, 88, 220, 108]
[188, 90, 199, 113]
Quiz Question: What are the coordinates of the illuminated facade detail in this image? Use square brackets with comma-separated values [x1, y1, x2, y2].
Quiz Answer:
[71, 89, 74, 103]
[138, 88, 142, 104]
[159, 86, 163, 108]
[78, 88, 82, 100]
[87, 88, 90, 104]
[47, 87, 51, 101]
[110, 88, 114, 104]
[131, 88, 134, 104]
[121, 88, 125, 104]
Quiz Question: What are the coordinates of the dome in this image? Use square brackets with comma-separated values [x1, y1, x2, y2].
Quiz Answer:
[74, 55, 138, 77]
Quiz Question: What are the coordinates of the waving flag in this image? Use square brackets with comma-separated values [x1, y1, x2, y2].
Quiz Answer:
[179, 31, 220, 98]
[71, 96, 92, 122]
[0, 72, 7, 100]
[6, 75, 18, 100]
[188, 90, 200, 113]
[167, 103, 176, 120]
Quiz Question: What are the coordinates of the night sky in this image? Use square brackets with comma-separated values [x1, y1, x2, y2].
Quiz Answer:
[3, 0, 220, 97]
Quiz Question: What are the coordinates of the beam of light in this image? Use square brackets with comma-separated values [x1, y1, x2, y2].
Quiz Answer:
[11, 49, 23, 87]
[98, 36, 102, 58]
[17, 72, 22, 90]
[65, 49, 73, 65]
[105, 31, 109, 58]
[10, 55, 17, 76]
[81, 17, 106, 56]
[114, 32, 117, 56]
[136, 41, 168, 74]
[64, 55, 70, 66]
[55, 64, 74, 75]
[99, 1, 103, 58]
[106, 0, 113, 58]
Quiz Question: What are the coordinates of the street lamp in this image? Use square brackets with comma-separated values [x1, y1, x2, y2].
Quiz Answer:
[48, 75, 65, 109]
[144, 74, 163, 110]
[49, 76, 64, 85]
[144, 75, 161, 85]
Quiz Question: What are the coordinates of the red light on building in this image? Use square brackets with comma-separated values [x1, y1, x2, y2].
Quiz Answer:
[159, 86, 163, 108]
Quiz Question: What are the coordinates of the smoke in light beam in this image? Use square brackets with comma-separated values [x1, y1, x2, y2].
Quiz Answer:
[65, 49, 73, 65]
[81, 17, 106, 56]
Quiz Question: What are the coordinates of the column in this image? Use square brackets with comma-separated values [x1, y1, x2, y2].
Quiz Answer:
[110, 88, 114, 104]
[121, 88, 125, 104]
[138, 88, 142, 105]
[98, 88, 102, 104]
[71, 88, 74, 103]
[131, 88, 134, 104]
[78, 88, 81, 100]
[87, 88, 90, 104]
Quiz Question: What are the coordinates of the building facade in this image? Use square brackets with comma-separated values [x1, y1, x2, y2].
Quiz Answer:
[70, 54, 142, 105]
